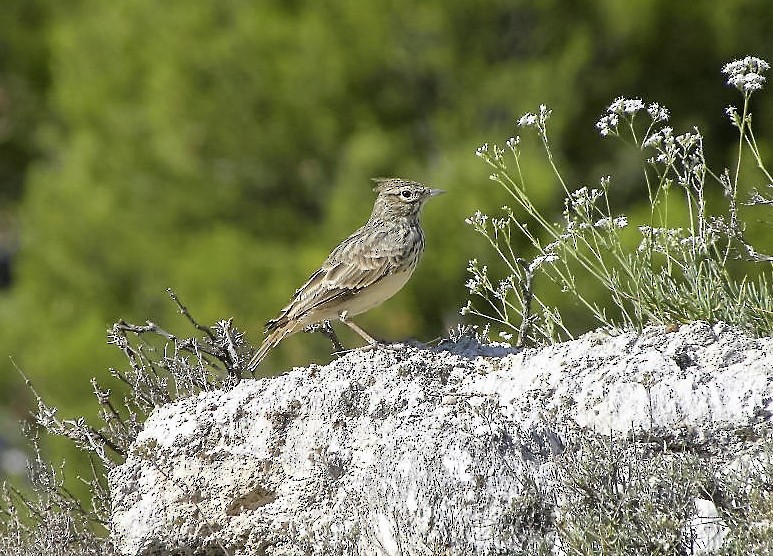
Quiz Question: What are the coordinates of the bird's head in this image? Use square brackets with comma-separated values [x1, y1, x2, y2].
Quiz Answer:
[370, 178, 444, 219]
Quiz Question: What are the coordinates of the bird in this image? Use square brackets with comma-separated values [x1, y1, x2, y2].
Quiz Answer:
[247, 177, 444, 372]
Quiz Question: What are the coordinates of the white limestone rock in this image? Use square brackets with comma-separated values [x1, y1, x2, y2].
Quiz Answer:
[109, 322, 773, 555]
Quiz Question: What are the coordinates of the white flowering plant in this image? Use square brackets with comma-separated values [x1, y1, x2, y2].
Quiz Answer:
[464, 56, 773, 345]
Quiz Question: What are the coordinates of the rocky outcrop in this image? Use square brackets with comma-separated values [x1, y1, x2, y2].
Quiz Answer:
[109, 322, 773, 555]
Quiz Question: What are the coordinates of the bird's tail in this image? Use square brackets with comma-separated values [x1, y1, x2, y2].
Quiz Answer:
[246, 321, 299, 375]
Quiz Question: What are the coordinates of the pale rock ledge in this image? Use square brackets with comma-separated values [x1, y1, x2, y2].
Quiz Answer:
[109, 322, 773, 555]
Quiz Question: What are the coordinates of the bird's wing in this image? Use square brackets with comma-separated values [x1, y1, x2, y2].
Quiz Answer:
[266, 225, 409, 331]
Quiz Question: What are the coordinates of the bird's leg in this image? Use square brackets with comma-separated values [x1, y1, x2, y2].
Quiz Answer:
[319, 320, 344, 353]
[338, 311, 378, 345]
[303, 320, 344, 353]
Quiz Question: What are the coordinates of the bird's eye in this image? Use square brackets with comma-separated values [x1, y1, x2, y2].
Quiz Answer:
[400, 190, 413, 199]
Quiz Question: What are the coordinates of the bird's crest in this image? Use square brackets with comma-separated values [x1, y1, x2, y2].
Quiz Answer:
[371, 177, 422, 193]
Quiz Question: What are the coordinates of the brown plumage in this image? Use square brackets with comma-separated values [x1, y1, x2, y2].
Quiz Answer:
[247, 178, 443, 372]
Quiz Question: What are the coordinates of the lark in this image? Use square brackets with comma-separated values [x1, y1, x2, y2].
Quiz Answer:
[247, 178, 443, 371]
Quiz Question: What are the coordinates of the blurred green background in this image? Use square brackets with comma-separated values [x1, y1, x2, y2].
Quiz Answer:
[1, 0, 772, 482]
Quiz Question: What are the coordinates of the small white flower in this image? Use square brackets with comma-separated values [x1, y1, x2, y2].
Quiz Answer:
[538, 104, 552, 124]
[647, 102, 670, 123]
[491, 144, 505, 161]
[465, 211, 488, 228]
[505, 136, 520, 149]
[595, 113, 619, 137]
[595, 119, 610, 137]
[475, 143, 489, 157]
[643, 132, 662, 149]
[498, 331, 513, 341]
[728, 74, 744, 89]
[517, 112, 537, 127]
[608, 97, 625, 115]
[491, 217, 508, 230]
[722, 56, 770, 77]
[494, 279, 509, 300]
[592, 214, 627, 231]
[571, 186, 589, 199]
[528, 254, 558, 273]
[743, 72, 765, 92]
[676, 132, 698, 150]
[623, 98, 645, 114]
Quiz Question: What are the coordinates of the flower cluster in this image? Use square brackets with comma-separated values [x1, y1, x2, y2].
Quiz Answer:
[595, 112, 619, 137]
[594, 216, 628, 230]
[638, 225, 719, 255]
[642, 125, 705, 190]
[465, 210, 488, 232]
[722, 56, 770, 94]
[647, 102, 670, 123]
[595, 97, 670, 137]
[610, 97, 645, 115]
[637, 226, 686, 253]
[517, 104, 552, 132]
[527, 253, 559, 273]
[476, 141, 510, 165]
[566, 186, 603, 214]
[464, 258, 490, 296]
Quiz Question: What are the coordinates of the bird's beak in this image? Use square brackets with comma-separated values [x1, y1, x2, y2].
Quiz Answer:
[427, 188, 445, 197]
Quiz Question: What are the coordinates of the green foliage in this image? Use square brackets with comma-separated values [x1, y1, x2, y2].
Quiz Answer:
[0, 0, 52, 208]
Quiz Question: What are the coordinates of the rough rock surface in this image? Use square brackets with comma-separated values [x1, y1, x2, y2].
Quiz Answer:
[109, 322, 773, 555]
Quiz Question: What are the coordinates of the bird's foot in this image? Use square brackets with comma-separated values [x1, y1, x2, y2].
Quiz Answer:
[330, 338, 384, 357]
[358, 341, 382, 352]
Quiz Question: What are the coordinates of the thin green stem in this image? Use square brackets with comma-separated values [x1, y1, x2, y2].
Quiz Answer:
[745, 126, 773, 184]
